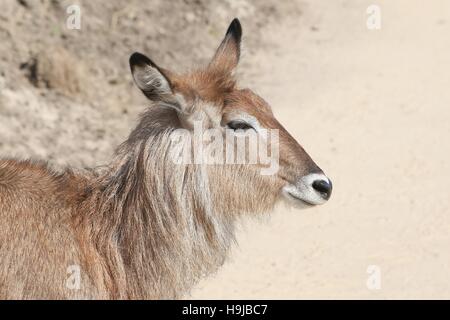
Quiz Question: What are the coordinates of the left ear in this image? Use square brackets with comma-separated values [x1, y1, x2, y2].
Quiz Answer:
[209, 18, 242, 74]
[129, 52, 173, 101]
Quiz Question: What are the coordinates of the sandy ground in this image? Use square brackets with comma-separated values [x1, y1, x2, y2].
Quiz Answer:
[192, 0, 450, 299]
[1, 0, 449, 299]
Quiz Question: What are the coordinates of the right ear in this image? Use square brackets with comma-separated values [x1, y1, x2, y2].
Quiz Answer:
[208, 18, 242, 75]
[129, 52, 173, 100]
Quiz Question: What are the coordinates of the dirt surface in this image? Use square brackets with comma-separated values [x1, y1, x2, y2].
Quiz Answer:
[1, 0, 450, 299]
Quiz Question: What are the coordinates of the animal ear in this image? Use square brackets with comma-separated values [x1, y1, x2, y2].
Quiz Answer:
[129, 52, 173, 100]
[209, 18, 242, 74]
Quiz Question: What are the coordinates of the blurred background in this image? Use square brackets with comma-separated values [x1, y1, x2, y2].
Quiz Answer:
[1, 0, 449, 299]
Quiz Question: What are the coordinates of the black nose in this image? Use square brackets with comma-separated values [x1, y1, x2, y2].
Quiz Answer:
[312, 179, 332, 200]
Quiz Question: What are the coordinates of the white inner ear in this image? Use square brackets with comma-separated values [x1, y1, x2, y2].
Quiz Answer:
[134, 65, 171, 95]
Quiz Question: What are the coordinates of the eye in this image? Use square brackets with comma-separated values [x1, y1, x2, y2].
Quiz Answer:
[226, 120, 254, 131]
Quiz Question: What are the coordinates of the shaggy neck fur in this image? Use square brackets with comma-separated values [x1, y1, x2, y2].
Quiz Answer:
[79, 106, 235, 299]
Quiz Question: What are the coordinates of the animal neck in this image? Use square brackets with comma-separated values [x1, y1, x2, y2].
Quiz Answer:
[84, 125, 235, 299]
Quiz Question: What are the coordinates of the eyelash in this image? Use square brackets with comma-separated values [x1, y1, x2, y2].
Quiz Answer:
[226, 120, 255, 131]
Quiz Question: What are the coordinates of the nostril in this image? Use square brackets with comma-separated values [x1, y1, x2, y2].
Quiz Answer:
[312, 179, 332, 200]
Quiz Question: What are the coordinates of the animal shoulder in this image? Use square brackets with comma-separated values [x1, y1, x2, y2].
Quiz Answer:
[0, 159, 88, 204]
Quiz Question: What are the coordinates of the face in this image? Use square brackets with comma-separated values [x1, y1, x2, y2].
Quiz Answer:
[129, 19, 332, 213]
[222, 88, 332, 208]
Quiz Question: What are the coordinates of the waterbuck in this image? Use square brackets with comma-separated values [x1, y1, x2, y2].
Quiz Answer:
[0, 19, 332, 299]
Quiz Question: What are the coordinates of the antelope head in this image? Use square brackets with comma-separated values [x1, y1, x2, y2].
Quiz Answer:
[129, 19, 332, 216]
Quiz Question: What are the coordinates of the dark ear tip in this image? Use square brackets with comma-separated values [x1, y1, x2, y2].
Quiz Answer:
[226, 18, 242, 41]
[129, 52, 153, 69]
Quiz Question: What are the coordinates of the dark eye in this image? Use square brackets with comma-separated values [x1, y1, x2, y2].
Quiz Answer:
[226, 120, 254, 131]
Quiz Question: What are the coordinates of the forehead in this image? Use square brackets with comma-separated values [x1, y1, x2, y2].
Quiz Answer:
[224, 89, 273, 118]
[172, 71, 274, 122]
[172, 70, 235, 105]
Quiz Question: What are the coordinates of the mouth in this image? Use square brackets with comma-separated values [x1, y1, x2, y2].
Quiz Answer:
[281, 175, 331, 207]
[283, 190, 317, 207]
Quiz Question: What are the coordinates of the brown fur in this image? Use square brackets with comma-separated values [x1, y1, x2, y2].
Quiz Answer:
[0, 20, 324, 299]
